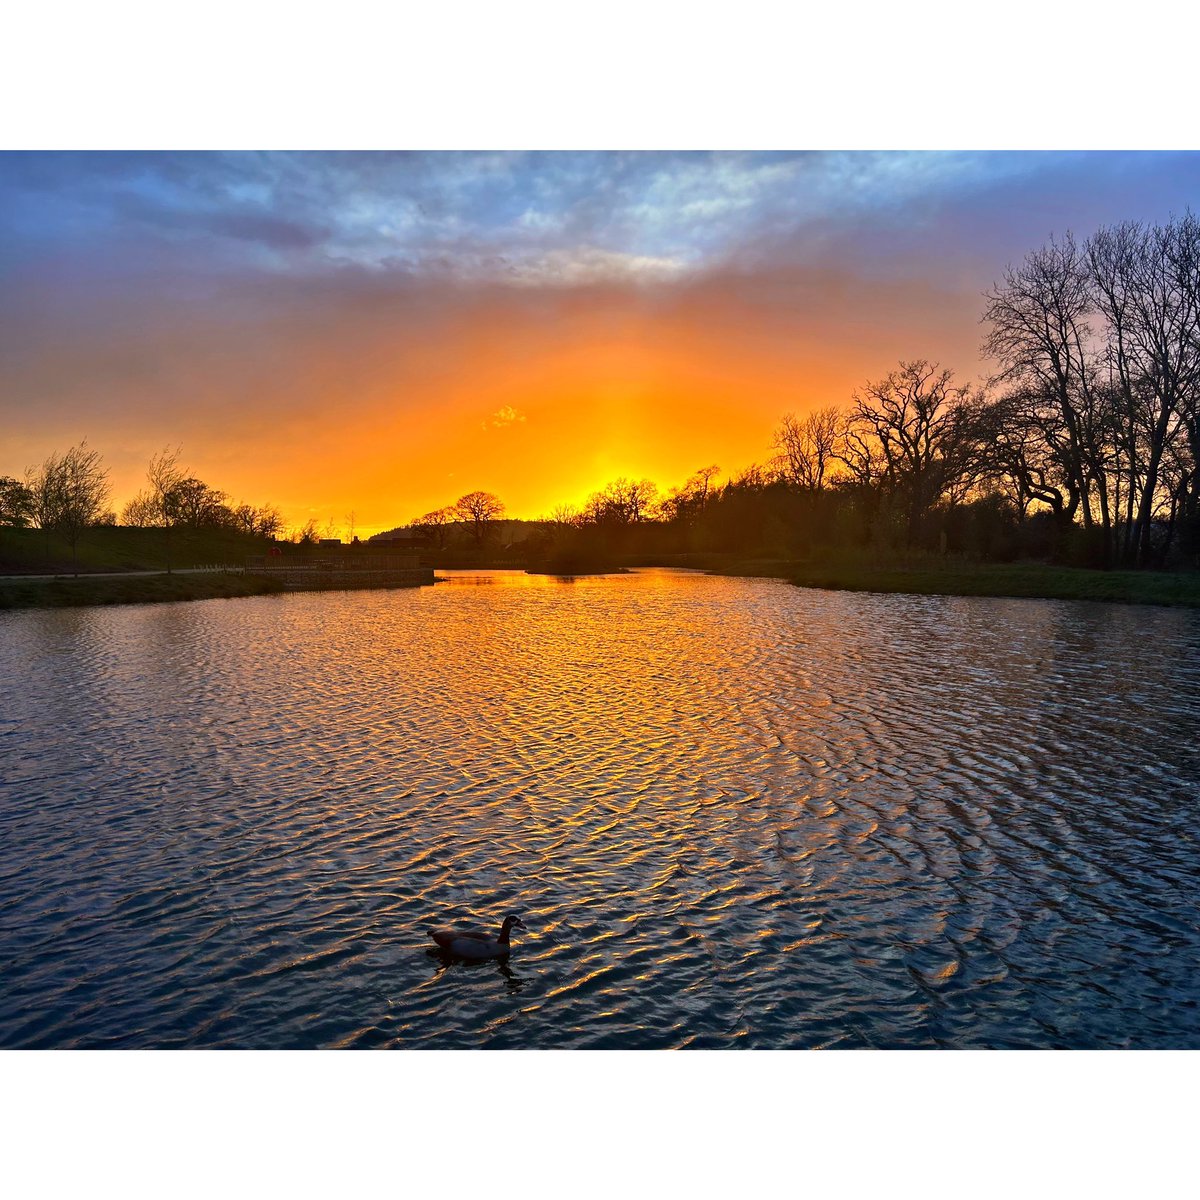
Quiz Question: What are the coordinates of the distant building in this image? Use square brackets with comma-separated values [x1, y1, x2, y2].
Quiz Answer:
[368, 527, 433, 549]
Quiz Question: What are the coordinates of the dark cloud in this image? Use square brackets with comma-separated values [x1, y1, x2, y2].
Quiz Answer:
[109, 192, 328, 250]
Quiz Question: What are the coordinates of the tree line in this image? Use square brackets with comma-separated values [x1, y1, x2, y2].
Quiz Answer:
[982, 212, 1200, 567]
[398, 491, 507, 549]
[1, 445, 289, 574]
[415, 212, 1200, 571]
[0, 441, 112, 572]
[6, 212, 1198, 574]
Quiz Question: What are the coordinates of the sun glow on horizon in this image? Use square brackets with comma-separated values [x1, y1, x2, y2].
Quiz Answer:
[7, 151, 1200, 535]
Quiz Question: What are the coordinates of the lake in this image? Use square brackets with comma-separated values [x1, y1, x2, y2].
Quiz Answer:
[2, 568, 1198, 1048]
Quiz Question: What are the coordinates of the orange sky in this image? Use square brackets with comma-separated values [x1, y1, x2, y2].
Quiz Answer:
[2, 263, 982, 535]
[4, 152, 1198, 535]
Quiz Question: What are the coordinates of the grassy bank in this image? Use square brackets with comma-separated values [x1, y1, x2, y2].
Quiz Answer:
[0, 572, 287, 610]
[699, 555, 1200, 608]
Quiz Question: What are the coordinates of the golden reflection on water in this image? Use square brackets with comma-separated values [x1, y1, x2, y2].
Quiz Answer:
[1, 569, 1199, 1047]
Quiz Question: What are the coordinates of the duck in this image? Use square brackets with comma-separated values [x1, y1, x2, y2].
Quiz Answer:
[428, 913, 526, 960]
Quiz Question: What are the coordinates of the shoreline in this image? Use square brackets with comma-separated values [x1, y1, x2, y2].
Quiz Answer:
[3, 559, 1199, 612]
[698, 557, 1200, 609]
[0, 572, 429, 611]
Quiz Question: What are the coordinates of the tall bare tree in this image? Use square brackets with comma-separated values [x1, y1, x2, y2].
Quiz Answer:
[839, 360, 988, 545]
[145, 446, 188, 573]
[772, 407, 842, 490]
[1088, 213, 1200, 565]
[982, 232, 1109, 537]
[984, 388, 1075, 519]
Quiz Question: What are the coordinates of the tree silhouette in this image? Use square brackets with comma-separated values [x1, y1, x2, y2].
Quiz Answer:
[772, 409, 841, 490]
[454, 491, 505, 544]
[841, 360, 989, 546]
[0, 476, 34, 527]
[583, 477, 658, 526]
[28, 441, 110, 575]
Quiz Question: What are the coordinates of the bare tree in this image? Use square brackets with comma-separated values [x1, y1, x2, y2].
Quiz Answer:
[545, 503, 582, 530]
[170, 478, 228, 528]
[772, 407, 842, 490]
[840, 360, 987, 546]
[982, 232, 1109, 537]
[729, 462, 769, 490]
[121, 490, 160, 527]
[984, 388, 1075, 519]
[0, 476, 34, 527]
[25, 462, 60, 551]
[659, 465, 720, 523]
[29, 441, 111, 575]
[983, 215, 1200, 565]
[453, 491, 505, 545]
[625, 478, 659, 523]
[1088, 213, 1200, 565]
[224, 501, 282, 539]
[583, 477, 659, 526]
[412, 506, 455, 550]
[144, 446, 188, 573]
[292, 517, 319, 546]
[256, 505, 284, 540]
[228, 503, 257, 534]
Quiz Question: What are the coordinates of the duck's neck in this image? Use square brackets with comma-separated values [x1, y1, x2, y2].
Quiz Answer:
[498, 918, 514, 945]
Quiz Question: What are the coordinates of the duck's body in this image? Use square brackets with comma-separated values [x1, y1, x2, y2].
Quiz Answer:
[428, 914, 525, 960]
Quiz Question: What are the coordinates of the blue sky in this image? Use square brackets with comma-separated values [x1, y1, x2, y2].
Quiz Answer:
[6, 150, 1198, 283]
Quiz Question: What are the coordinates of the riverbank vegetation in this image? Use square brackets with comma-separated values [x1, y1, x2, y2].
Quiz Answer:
[699, 554, 1200, 608]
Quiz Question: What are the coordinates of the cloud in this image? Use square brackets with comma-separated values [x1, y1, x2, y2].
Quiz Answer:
[485, 405, 527, 429]
[5, 150, 1197, 290]
[501, 247, 688, 286]
[0, 151, 1044, 282]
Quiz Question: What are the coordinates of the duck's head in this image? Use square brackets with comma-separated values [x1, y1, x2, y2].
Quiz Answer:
[501, 913, 526, 934]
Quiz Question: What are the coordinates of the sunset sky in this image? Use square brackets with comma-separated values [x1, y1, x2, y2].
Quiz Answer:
[3, 150, 1199, 534]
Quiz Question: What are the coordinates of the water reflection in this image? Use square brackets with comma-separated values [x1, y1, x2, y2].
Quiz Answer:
[1, 569, 1198, 1048]
[425, 948, 527, 996]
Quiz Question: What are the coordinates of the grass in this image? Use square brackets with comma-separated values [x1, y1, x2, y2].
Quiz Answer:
[5, 525, 1197, 611]
[700, 554, 1200, 608]
[0, 572, 287, 610]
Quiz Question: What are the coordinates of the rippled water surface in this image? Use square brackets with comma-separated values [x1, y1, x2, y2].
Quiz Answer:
[2, 569, 1199, 1048]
